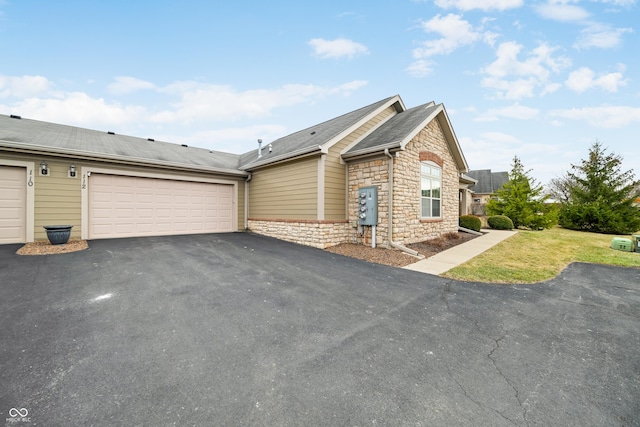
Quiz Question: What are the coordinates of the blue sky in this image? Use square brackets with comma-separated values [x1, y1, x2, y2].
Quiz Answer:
[1, 0, 638, 185]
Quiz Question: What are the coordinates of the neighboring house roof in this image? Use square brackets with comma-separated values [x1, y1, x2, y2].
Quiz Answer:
[467, 169, 509, 194]
[239, 95, 403, 170]
[342, 102, 469, 172]
[0, 114, 246, 176]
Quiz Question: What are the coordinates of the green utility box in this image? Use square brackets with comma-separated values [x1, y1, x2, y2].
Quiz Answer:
[611, 237, 633, 252]
[633, 235, 640, 253]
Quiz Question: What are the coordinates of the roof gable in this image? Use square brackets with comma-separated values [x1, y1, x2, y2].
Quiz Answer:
[239, 95, 403, 170]
[343, 102, 469, 172]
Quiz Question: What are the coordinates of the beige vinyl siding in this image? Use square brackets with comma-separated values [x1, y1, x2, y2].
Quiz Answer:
[249, 157, 318, 219]
[34, 159, 82, 240]
[324, 105, 397, 220]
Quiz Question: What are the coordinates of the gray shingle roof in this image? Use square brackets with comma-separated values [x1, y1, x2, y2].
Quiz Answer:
[467, 169, 509, 194]
[239, 96, 400, 169]
[345, 102, 439, 155]
[2, 95, 455, 175]
[0, 114, 245, 175]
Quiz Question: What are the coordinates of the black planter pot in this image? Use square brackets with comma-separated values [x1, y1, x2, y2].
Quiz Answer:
[44, 225, 73, 245]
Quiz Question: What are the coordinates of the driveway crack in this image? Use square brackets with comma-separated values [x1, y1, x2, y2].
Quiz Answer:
[441, 281, 529, 426]
[488, 335, 530, 426]
[447, 366, 519, 426]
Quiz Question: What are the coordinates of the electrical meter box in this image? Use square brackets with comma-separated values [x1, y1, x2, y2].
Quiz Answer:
[357, 186, 378, 226]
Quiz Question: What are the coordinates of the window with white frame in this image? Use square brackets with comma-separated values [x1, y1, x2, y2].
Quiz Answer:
[421, 161, 442, 218]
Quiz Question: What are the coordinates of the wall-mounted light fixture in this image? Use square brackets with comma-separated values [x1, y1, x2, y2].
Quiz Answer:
[40, 161, 49, 176]
[69, 164, 76, 178]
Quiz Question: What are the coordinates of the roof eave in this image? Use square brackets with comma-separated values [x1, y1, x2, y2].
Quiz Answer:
[341, 141, 402, 161]
[240, 144, 325, 171]
[460, 173, 478, 185]
[0, 140, 248, 177]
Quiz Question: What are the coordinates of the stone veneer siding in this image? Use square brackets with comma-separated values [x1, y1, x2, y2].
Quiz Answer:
[348, 118, 459, 247]
[248, 117, 459, 249]
[248, 219, 351, 249]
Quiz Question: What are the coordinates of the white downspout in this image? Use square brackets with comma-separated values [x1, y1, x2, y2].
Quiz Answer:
[385, 149, 422, 258]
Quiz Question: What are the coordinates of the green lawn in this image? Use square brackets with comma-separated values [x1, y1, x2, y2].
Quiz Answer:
[443, 227, 640, 284]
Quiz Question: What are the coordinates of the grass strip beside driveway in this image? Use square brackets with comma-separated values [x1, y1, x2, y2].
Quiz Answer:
[443, 227, 640, 284]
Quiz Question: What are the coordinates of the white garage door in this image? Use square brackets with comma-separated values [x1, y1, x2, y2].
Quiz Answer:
[89, 174, 233, 239]
[0, 165, 26, 244]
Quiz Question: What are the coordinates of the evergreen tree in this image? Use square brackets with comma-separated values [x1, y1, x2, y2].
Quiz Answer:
[559, 141, 640, 234]
[487, 156, 557, 229]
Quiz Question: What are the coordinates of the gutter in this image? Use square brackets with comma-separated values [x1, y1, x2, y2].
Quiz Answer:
[384, 148, 422, 258]
[342, 141, 401, 162]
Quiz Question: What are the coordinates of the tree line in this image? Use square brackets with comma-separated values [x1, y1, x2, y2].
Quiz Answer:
[486, 141, 640, 235]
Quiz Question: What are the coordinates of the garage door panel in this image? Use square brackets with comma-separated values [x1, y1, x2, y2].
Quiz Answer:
[0, 166, 26, 244]
[89, 174, 233, 239]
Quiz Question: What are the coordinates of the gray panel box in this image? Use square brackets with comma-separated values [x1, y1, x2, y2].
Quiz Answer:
[358, 186, 378, 226]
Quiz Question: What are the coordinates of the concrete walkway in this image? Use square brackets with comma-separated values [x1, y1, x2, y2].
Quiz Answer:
[404, 229, 517, 275]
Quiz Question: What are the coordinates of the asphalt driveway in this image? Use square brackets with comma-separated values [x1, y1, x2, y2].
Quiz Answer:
[1, 233, 639, 426]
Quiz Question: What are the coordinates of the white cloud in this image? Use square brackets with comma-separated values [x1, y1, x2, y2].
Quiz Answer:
[7, 92, 148, 128]
[549, 105, 640, 128]
[541, 82, 562, 95]
[406, 60, 434, 77]
[574, 24, 633, 49]
[481, 132, 522, 143]
[308, 38, 369, 59]
[165, 124, 288, 154]
[0, 75, 55, 98]
[535, 1, 590, 22]
[413, 14, 493, 58]
[595, 0, 637, 5]
[151, 81, 368, 124]
[481, 77, 538, 99]
[1, 75, 368, 146]
[434, 0, 523, 10]
[481, 41, 571, 99]
[475, 104, 540, 121]
[565, 67, 627, 93]
[108, 76, 156, 95]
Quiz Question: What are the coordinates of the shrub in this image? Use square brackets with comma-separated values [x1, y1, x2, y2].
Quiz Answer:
[487, 215, 514, 230]
[459, 215, 482, 232]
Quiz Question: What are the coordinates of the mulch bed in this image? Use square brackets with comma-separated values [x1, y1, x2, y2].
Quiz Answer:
[16, 239, 89, 256]
[326, 231, 479, 268]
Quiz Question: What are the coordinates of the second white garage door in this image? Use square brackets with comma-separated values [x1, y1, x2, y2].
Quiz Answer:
[89, 174, 234, 239]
